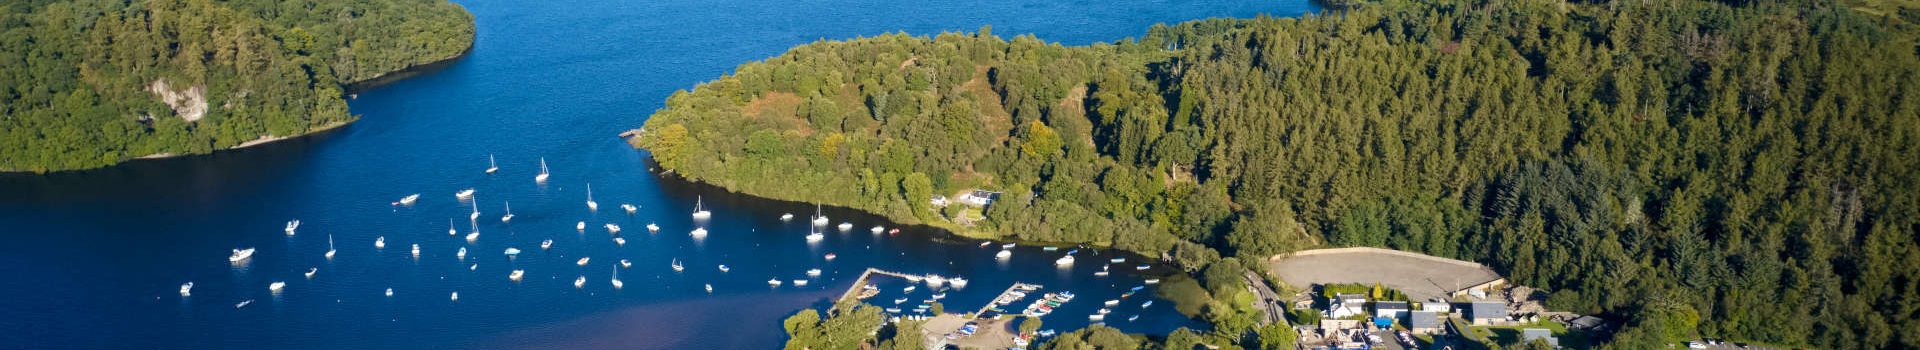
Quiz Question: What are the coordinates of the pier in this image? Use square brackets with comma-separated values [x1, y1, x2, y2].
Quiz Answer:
[972, 282, 1044, 316]
[838, 268, 929, 301]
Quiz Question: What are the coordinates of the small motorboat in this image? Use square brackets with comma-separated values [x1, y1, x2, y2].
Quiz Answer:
[1141, 300, 1154, 308]
[888, 228, 900, 235]
[1128, 315, 1139, 322]
[646, 223, 660, 232]
[824, 253, 837, 261]
[894, 298, 909, 304]
[465, 231, 479, 242]
[1136, 264, 1150, 270]
[284, 220, 300, 236]
[574, 276, 586, 288]
[1043, 246, 1059, 252]
[902, 286, 916, 293]
[1094, 270, 1110, 277]
[837, 222, 853, 231]
[504, 247, 521, 256]
[268, 281, 286, 292]
[456, 188, 475, 200]
[870, 226, 884, 234]
[995, 250, 1012, 258]
[671, 258, 684, 272]
[576, 221, 587, 231]
[1001, 243, 1016, 249]
[932, 292, 946, 299]
[806, 268, 822, 277]
[457, 247, 468, 259]
[622, 204, 638, 214]
[450, 291, 459, 301]
[375, 237, 386, 249]
[1109, 257, 1126, 264]
[541, 239, 553, 250]
[468, 263, 476, 270]
[1056, 255, 1076, 266]
[768, 278, 783, 286]
[1089, 314, 1105, 321]
[793, 279, 809, 287]
[411, 244, 420, 256]
[304, 268, 317, 279]
[229, 248, 255, 262]
[978, 242, 992, 248]
[1104, 299, 1121, 306]
[614, 237, 626, 245]
[385, 288, 394, 297]
[1098, 308, 1112, 315]
[948, 277, 968, 288]
[705, 284, 713, 293]
[393, 194, 420, 206]
[235, 300, 253, 309]
[691, 227, 708, 237]
[718, 265, 730, 272]
[577, 257, 591, 266]
[605, 223, 622, 234]
[509, 270, 524, 281]
[620, 259, 632, 268]
[1144, 278, 1161, 285]
[780, 213, 793, 221]
[179, 282, 194, 297]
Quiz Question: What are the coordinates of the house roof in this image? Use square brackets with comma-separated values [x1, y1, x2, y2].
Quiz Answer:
[1408, 311, 1440, 329]
[1468, 302, 1507, 319]
[1521, 328, 1559, 346]
[1376, 301, 1409, 310]
[1335, 293, 1366, 300]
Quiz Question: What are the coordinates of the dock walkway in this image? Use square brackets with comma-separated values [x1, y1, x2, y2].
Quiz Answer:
[838, 268, 931, 301]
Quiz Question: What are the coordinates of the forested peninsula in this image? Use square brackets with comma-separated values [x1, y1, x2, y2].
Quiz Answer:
[0, 0, 474, 172]
[636, 0, 1919, 348]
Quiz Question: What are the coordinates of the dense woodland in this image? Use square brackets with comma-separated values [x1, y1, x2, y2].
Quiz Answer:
[0, 0, 473, 172]
[642, 0, 1919, 348]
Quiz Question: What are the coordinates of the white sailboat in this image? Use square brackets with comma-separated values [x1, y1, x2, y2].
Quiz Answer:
[457, 247, 468, 259]
[611, 268, 623, 289]
[450, 291, 459, 301]
[576, 221, 587, 231]
[535, 157, 550, 183]
[501, 201, 514, 223]
[806, 268, 822, 277]
[305, 268, 317, 279]
[284, 220, 300, 236]
[605, 223, 622, 234]
[793, 279, 809, 287]
[805, 225, 824, 242]
[780, 213, 794, 221]
[705, 284, 713, 293]
[811, 205, 829, 226]
[768, 278, 783, 286]
[718, 264, 730, 272]
[509, 269, 524, 281]
[386, 288, 394, 297]
[394, 193, 420, 206]
[411, 244, 420, 257]
[179, 282, 193, 297]
[468, 195, 481, 221]
[456, 188, 475, 200]
[646, 223, 660, 232]
[870, 226, 884, 234]
[837, 222, 853, 231]
[1056, 255, 1076, 266]
[230, 248, 255, 262]
[268, 281, 286, 292]
[692, 196, 711, 219]
[585, 183, 598, 211]
[375, 236, 386, 249]
[541, 239, 553, 250]
[614, 237, 626, 245]
[620, 259, 632, 268]
[690, 227, 707, 238]
[577, 257, 591, 266]
[574, 276, 586, 288]
[448, 219, 457, 236]
[325, 234, 337, 259]
[485, 154, 499, 174]
[995, 249, 1012, 259]
[948, 277, 969, 288]
[622, 204, 637, 214]
[671, 258, 684, 272]
[504, 247, 521, 256]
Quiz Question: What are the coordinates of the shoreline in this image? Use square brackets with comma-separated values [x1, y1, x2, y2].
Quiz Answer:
[8, 48, 472, 174]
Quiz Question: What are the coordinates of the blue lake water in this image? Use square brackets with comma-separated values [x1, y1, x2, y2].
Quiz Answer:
[0, 0, 1317, 348]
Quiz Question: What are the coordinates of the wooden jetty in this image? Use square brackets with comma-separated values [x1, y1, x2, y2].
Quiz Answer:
[838, 268, 928, 301]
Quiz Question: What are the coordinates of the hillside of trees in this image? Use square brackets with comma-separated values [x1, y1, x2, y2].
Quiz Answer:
[0, 0, 473, 172]
[637, 0, 1918, 348]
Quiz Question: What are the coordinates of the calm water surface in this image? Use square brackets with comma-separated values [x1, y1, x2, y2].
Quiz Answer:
[0, 0, 1317, 348]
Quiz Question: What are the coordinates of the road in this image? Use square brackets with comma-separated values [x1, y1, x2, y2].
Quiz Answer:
[1243, 271, 1286, 326]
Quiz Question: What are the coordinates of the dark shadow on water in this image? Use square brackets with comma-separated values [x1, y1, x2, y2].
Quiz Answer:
[0, 125, 349, 208]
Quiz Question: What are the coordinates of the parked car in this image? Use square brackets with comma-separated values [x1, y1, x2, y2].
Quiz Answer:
[1689, 341, 1709, 349]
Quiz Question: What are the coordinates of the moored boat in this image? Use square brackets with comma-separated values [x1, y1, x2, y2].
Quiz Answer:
[509, 270, 524, 281]
[284, 220, 300, 236]
[179, 282, 193, 296]
[577, 257, 591, 266]
[691, 196, 711, 219]
[393, 194, 419, 206]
